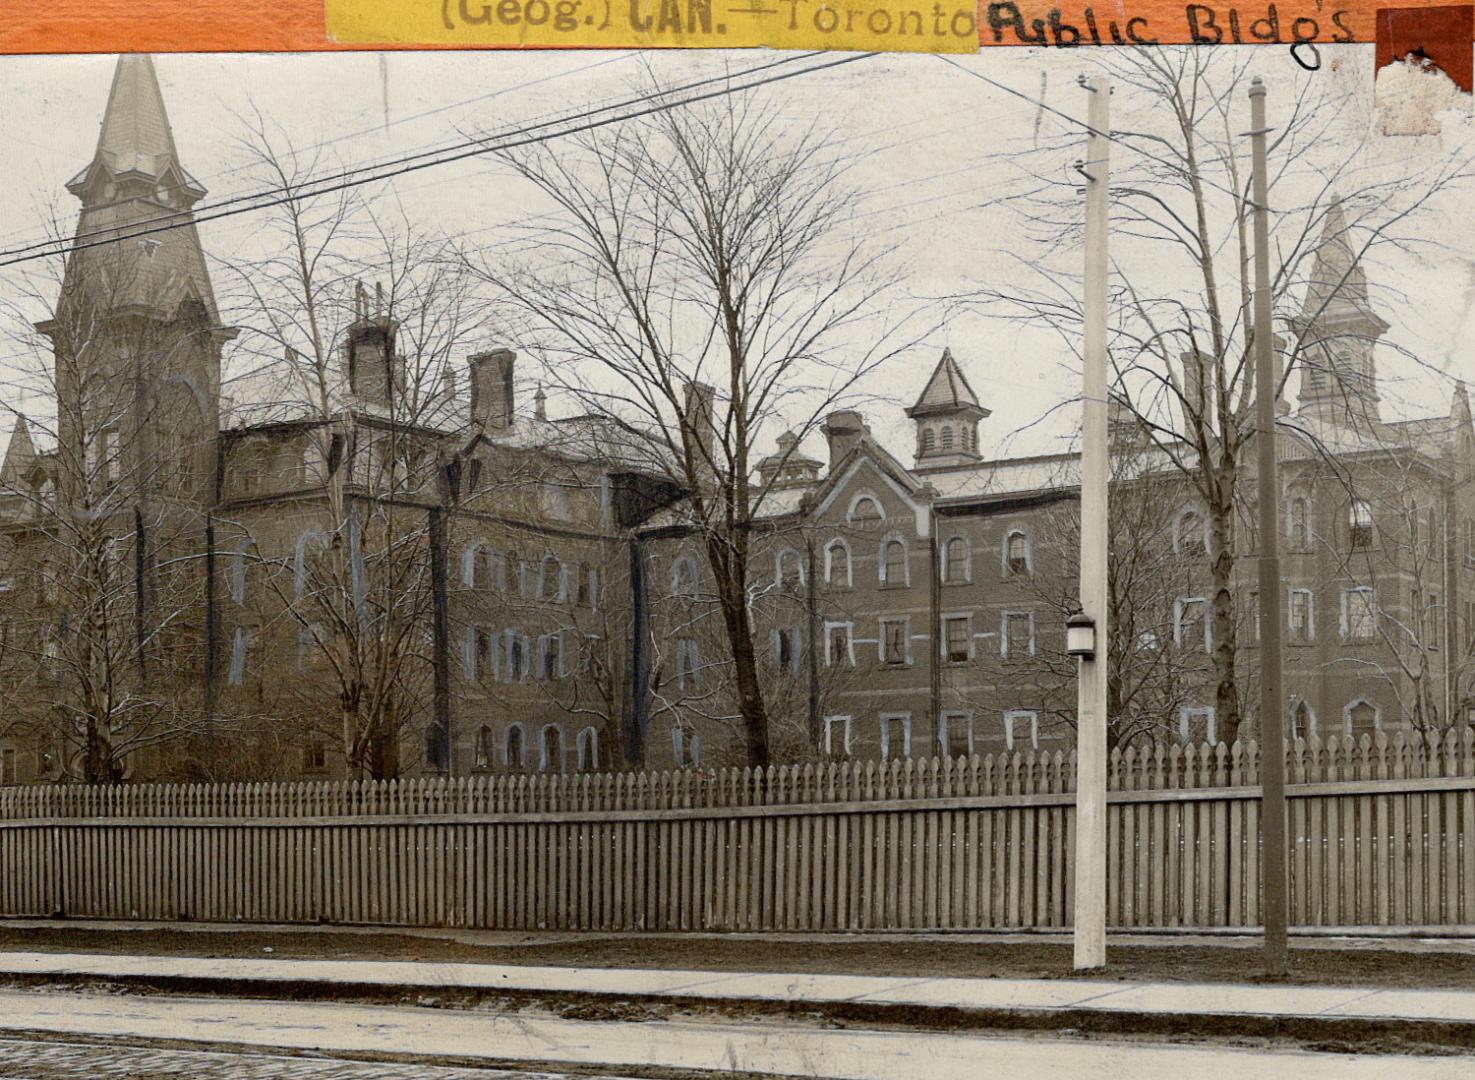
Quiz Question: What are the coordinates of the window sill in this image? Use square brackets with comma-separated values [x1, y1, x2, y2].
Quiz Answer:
[878, 582, 911, 590]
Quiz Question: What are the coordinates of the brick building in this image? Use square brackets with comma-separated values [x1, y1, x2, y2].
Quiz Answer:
[0, 56, 1472, 784]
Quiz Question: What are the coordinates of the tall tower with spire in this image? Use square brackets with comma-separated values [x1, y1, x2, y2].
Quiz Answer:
[1292, 201, 1389, 428]
[907, 348, 989, 469]
[36, 55, 233, 507]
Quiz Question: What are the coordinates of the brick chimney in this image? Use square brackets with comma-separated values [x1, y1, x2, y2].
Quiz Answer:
[823, 410, 869, 472]
[469, 349, 516, 429]
[344, 281, 404, 408]
[682, 381, 717, 483]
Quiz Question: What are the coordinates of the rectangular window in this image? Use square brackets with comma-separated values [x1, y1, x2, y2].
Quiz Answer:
[880, 713, 911, 761]
[1, 747, 17, 785]
[1178, 706, 1216, 745]
[772, 626, 801, 674]
[881, 540, 908, 586]
[228, 627, 249, 686]
[304, 740, 328, 772]
[825, 622, 853, 667]
[823, 715, 852, 757]
[675, 637, 700, 689]
[1004, 710, 1039, 752]
[943, 616, 970, 663]
[940, 711, 973, 759]
[880, 618, 909, 665]
[1289, 589, 1314, 643]
[1001, 611, 1035, 658]
[1174, 597, 1209, 649]
[1342, 587, 1377, 641]
[1425, 592, 1440, 650]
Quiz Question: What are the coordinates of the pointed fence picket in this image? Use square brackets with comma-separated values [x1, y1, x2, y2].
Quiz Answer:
[1, 729, 1472, 931]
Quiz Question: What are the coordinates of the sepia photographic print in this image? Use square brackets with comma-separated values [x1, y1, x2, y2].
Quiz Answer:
[0, 33, 1473, 1078]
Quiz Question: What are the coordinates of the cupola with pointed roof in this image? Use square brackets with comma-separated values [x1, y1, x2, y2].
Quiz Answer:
[1291, 200, 1389, 428]
[906, 347, 989, 469]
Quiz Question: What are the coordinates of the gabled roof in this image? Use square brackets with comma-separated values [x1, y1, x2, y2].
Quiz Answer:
[906, 347, 990, 419]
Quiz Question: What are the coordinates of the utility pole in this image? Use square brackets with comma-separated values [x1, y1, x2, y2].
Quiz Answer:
[1072, 74, 1111, 972]
[1250, 76, 1290, 976]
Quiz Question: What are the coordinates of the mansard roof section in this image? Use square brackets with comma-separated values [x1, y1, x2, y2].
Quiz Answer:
[1295, 200, 1389, 336]
[65, 55, 204, 202]
[906, 347, 989, 420]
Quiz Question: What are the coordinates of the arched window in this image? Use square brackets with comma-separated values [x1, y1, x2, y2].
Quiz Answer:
[540, 723, 565, 773]
[880, 538, 908, 586]
[848, 494, 884, 527]
[776, 548, 804, 594]
[921, 428, 936, 453]
[293, 529, 329, 598]
[504, 630, 528, 681]
[940, 426, 954, 450]
[538, 632, 563, 680]
[670, 554, 698, 597]
[1349, 499, 1374, 550]
[475, 724, 494, 769]
[539, 555, 566, 602]
[1173, 509, 1205, 555]
[1285, 496, 1312, 549]
[503, 723, 526, 769]
[943, 536, 970, 584]
[576, 726, 599, 772]
[824, 539, 851, 588]
[1290, 698, 1316, 742]
[1004, 529, 1031, 576]
[507, 550, 527, 597]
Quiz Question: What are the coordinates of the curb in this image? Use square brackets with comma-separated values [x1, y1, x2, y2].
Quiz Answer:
[4, 966, 1475, 1057]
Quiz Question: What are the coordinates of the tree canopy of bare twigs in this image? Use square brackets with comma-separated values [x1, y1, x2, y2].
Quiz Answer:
[468, 79, 922, 766]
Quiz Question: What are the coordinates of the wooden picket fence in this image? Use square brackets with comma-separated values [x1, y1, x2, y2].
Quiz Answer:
[1, 728, 1473, 931]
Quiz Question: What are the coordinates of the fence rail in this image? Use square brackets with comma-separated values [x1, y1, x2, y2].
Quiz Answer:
[1, 729, 1472, 932]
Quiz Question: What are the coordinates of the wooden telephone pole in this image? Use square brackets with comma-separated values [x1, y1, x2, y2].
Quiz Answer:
[1250, 75, 1290, 976]
[1073, 74, 1111, 972]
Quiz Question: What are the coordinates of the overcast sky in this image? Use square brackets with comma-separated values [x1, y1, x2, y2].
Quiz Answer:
[1, 46, 1471, 465]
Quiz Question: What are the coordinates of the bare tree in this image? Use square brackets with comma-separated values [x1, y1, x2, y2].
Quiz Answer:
[968, 48, 1471, 743]
[212, 123, 488, 779]
[0, 217, 221, 782]
[469, 79, 919, 767]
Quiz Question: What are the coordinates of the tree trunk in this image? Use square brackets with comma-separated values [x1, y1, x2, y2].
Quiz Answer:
[1207, 494, 1242, 745]
[710, 553, 770, 768]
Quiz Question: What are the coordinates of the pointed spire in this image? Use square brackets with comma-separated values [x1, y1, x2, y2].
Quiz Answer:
[66, 54, 204, 204]
[1452, 379, 1471, 423]
[1, 416, 38, 490]
[51, 54, 220, 326]
[1299, 199, 1386, 331]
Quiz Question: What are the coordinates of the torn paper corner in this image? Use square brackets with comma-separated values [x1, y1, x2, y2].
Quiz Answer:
[1375, 53, 1472, 137]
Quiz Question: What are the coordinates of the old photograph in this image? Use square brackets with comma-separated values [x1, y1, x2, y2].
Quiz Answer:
[0, 38, 1471, 1078]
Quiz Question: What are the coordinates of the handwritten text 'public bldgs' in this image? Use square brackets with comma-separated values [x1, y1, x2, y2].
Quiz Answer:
[986, 3, 1356, 45]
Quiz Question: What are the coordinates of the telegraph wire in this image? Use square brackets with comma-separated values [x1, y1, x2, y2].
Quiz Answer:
[0, 52, 840, 265]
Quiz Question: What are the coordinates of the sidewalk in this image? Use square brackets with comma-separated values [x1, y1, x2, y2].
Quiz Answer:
[1, 947, 1473, 1028]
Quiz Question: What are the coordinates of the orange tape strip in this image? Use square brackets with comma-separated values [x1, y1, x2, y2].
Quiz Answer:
[2, 0, 1474, 53]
